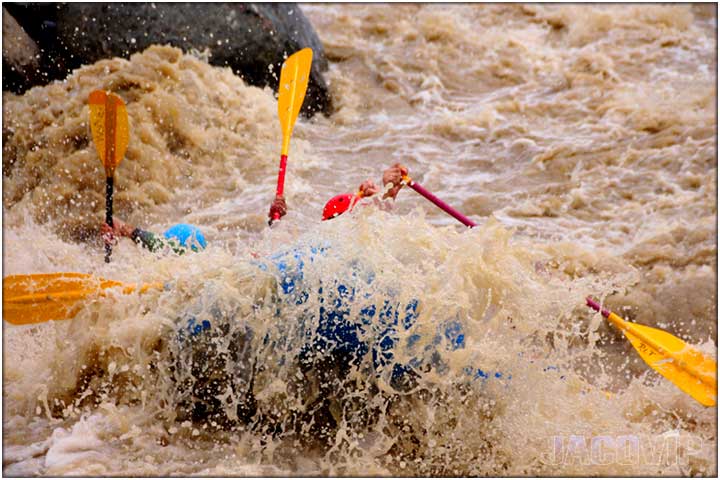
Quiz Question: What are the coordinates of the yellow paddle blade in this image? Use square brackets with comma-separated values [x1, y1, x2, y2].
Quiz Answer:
[88, 90, 130, 176]
[277, 48, 312, 156]
[609, 312, 717, 407]
[3, 273, 163, 326]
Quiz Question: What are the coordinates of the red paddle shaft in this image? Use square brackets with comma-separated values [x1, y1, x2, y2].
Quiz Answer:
[404, 177, 477, 228]
[271, 154, 288, 222]
[586, 297, 611, 318]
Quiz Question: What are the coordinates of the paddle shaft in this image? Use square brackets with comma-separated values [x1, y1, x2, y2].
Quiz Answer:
[404, 177, 477, 228]
[102, 96, 119, 263]
[271, 154, 288, 223]
[586, 297, 611, 318]
[104, 176, 114, 262]
[105, 96, 117, 263]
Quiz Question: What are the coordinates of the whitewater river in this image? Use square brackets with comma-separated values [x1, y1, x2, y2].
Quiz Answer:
[3, 4, 717, 476]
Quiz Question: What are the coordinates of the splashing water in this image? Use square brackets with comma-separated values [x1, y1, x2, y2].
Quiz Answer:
[3, 4, 716, 476]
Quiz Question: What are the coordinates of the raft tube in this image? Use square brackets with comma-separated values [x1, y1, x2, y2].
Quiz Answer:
[179, 243, 510, 389]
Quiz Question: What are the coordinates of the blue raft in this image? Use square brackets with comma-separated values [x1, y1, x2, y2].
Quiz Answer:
[178, 243, 509, 390]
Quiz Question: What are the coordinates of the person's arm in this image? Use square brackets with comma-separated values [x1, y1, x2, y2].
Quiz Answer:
[357, 179, 396, 212]
[132, 228, 191, 254]
[129, 227, 168, 253]
[101, 218, 134, 246]
[102, 218, 179, 254]
[358, 179, 379, 198]
[350, 164, 408, 210]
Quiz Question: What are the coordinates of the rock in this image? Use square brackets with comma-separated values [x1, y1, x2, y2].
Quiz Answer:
[4, 3, 331, 116]
[2, 7, 41, 93]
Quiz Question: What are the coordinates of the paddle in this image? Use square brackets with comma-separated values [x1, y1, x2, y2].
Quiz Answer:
[269, 48, 313, 225]
[88, 90, 130, 262]
[402, 175, 477, 227]
[3, 273, 163, 326]
[586, 297, 717, 407]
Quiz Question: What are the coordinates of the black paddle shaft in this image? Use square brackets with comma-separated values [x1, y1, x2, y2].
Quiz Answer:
[104, 176, 114, 263]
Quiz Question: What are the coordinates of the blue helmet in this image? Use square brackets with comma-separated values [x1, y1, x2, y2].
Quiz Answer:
[163, 224, 207, 251]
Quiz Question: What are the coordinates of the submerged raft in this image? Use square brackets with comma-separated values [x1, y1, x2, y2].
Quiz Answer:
[171, 242, 509, 429]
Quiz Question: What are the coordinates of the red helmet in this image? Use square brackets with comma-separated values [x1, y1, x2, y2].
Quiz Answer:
[322, 193, 359, 221]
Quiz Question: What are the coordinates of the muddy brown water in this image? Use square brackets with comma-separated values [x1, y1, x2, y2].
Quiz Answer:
[2, 4, 716, 476]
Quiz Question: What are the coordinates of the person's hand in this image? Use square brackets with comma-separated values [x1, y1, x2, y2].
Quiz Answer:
[100, 222, 117, 246]
[113, 218, 135, 237]
[269, 196, 287, 220]
[101, 217, 134, 244]
[358, 179, 379, 198]
[382, 163, 409, 200]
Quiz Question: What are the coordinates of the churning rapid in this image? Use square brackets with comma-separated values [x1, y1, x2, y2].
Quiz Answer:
[2, 3, 717, 476]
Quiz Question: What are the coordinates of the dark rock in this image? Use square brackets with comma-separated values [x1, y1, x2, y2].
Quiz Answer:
[2, 7, 41, 93]
[4, 3, 331, 116]
[3, 3, 68, 89]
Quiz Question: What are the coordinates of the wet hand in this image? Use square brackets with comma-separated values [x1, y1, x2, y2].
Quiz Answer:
[101, 223, 117, 245]
[269, 196, 288, 220]
[382, 163, 409, 200]
[358, 179, 379, 198]
[101, 218, 134, 243]
[113, 218, 135, 237]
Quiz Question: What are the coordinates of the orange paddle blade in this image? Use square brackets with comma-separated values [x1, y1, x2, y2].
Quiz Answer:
[277, 48, 312, 156]
[3, 273, 163, 325]
[587, 298, 717, 407]
[608, 312, 717, 407]
[88, 90, 129, 176]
